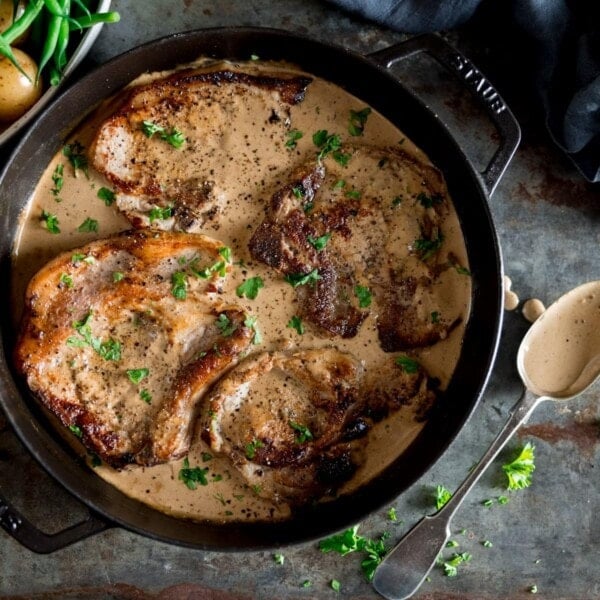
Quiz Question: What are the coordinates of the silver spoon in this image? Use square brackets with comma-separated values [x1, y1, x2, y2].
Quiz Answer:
[373, 281, 600, 600]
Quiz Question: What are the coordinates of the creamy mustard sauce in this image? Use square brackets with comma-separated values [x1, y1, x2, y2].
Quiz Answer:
[11, 60, 471, 522]
[520, 283, 600, 398]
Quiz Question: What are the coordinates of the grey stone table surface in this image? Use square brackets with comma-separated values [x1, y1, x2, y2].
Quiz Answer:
[1, 1, 599, 598]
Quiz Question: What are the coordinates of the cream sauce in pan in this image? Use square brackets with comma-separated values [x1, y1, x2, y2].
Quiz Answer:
[11, 60, 471, 522]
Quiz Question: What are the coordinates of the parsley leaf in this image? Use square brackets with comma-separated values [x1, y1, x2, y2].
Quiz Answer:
[243, 315, 262, 345]
[284, 269, 321, 288]
[414, 234, 444, 260]
[216, 313, 237, 337]
[77, 217, 99, 233]
[345, 189, 361, 199]
[502, 442, 535, 490]
[62, 141, 88, 177]
[97, 187, 116, 206]
[51, 164, 63, 198]
[348, 107, 371, 136]
[289, 421, 313, 443]
[41, 209, 60, 234]
[361, 535, 388, 582]
[287, 315, 305, 335]
[273, 553, 285, 565]
[435, 484, 452, 510]
[354, 285, 372, 308]
[66, 311, 121, 361]
[285, 129, 303, 149]
[417, 192, 443, 208]
[148, 204, 173, 223]
[178, 457, 209, 490]
[236, 276, 264, 300]
[331, 579, 341, 592]
[140, 389, 152, 404]
[127, 368, 149, 384]
[59, 273, 73, 288]
[245, 438, 264, 459]
[141, 120, 186, 149]
[171, 271, 187, 300]
[69, 424, 82, 438]
[395, 355, 419, 374]
[319, 525, 364, 556]
[440, 552, 471, 577]
[312, 130, 343, 161]
[113, 271, 124, 282]
[387, 507, 398, 522]
[307, 232, 331, 251]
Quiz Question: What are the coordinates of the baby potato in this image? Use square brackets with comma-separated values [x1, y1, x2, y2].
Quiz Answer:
[0, 48, 42, 122]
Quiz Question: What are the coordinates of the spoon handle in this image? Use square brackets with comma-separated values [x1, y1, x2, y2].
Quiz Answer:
[373, 389, 542, 600]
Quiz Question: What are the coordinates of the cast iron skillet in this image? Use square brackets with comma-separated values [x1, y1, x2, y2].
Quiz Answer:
[0, 28, 520, 553]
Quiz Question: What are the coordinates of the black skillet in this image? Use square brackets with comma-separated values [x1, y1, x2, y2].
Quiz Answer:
[0, 28, 520, 552]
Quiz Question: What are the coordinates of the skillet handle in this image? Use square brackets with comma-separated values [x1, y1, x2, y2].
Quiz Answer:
[0, 488, 110, 553]
[369, 34, 520, 196]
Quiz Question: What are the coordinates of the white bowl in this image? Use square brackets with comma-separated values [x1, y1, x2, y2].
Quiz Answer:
[0, 0, 112, 147]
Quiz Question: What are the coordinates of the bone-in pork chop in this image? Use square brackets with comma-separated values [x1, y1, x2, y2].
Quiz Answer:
[201, 348, 434, 504]
[89, 64, 312, 232]
[249, 144, 466, 350]
[14, 230, 254, 468]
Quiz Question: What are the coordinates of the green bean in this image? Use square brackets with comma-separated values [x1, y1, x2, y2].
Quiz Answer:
[36, 12, 61, 82]
[53, 0, 70, 73]
[68, 10, 120, 31]
[1, 0, 44, 45]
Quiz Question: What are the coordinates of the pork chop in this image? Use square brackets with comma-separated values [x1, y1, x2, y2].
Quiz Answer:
[249, 144, 465, 350]
[201, 347, 435, 504]
[89, 64, 312, 232]
[14, 230, 254, 468]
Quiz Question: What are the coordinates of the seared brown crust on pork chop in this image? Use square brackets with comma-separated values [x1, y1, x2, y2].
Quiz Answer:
[201, 348, 435, 504]
[14, 230, 254, 467]
[89, 66, 312, 232]
[249, 145, 463, 349]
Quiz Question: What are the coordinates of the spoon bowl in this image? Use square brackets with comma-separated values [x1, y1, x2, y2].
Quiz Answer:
[373, 280, 600, 600]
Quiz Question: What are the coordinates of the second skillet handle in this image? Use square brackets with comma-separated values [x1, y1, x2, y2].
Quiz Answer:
[369, 34, 521, 196]
[0, 488, 110, 553]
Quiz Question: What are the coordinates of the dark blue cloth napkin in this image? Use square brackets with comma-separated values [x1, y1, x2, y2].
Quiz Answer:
[329, 0, 600, 183]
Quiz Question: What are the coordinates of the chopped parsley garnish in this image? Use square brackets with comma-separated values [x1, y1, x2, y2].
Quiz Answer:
[218, 246, 232, 263]
[140, 389, 152, 404]
[435, 484, 452, 510]
[97, 187, 116, 206]
[417, 192, 443, 208]
[529, 585, 538, 594]
[345, 189, 361, 199]
[287, 315, 305, 335]
[482, 498, 494, 507]
[292, 186, 304, 198]
[69, 424, 82, 438]
[251, 484, 262, 495]
[414, 234, 444, 260]
[148, 204, 173, 223]
[312, 129, 347, 163]
[66, 311, 122, 361]
[62, 141, 88, 177]
[245, 438, 264, 460]
[289, 421, 313, 444]
[59, 273, 73, 288]
[331, 579, 341, 592]
[77, 217, 99, 233]
[171, 271, 188, 300]
[455, 264, 472, 276]
[303, 201, 314, 213]
[250, 53, 259, 61]
[285, 129, 303, 149]
[178, 457, 209, 490]
[41, 209, 60, 234]
[348, 107, 371, 136]
[446, 540, 459, 548]
[502, 442, 535, 490]
[273, 553, 285, 565]
[334, 179, 346, 189]
[202, 452, 213, 462]
[71, 253, 85, 263]
[141, 120, 186, 148]
[216, 313, 237, 337]
[51, 164, 63, 198]
[431, 311, 440, 324]
[127, 368, 149, 384]
[307, 232, 331, 251]
[243, 315, 262, 345]
[392, 196, 403, 207]
[236, 276, 264, 299]
[440, 552, 471, 577]
[482, 540, 493, 548]
[395, 355, 419, 374]
[284, 269, 321, 288]
[387, 507, 397, 522]
[113, 271, 124, 283]
[498, 495, 509, 504]
[354, 285, 372, 308]
[319, 526, 388, 582]
[301, 581, 311, 588]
